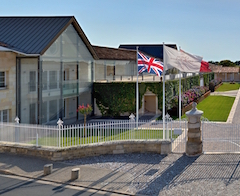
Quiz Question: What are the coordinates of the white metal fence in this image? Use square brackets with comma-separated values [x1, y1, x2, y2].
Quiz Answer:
[0, 117, 187, 150]
[0, 122, 59, 147]
[202, 121, 240, 153]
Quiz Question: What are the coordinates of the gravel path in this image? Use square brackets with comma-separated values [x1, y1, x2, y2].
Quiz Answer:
[65, 153, 240, 196]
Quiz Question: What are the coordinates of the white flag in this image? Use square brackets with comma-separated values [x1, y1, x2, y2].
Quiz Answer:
[164, 45, 203, 73]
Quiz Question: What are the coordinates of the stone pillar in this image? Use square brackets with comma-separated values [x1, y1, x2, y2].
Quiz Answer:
[185, 102, 203, 156]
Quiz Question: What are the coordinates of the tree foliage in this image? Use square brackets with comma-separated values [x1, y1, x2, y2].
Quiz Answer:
[219, 60, 236, 67]
[208, 60, 239, 67]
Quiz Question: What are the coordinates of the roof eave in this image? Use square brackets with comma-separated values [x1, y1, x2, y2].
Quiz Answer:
[71, 17, 99, 60]
[0, 46, 40, 56]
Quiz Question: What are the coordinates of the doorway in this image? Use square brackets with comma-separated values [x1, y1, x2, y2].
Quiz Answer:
[144, 95, 157, 113]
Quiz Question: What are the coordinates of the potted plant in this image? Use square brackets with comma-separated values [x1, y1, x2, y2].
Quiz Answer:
[77, 104, 92, 136]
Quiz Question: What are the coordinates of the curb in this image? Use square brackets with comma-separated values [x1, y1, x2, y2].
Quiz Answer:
[227, 88, 240, 123]
[0, 169, 134, 196]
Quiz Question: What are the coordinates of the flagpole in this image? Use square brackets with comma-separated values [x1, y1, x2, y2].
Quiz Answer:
[179, 46, 182, 128]
[163, 43, 166, 140]
[136, 46, 139, 130]
[179, 70, 181, 125]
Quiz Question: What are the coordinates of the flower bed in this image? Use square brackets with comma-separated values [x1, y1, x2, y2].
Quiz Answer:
[167, 86, 210, 116]
[181, 90, 211, 114]
[168, 86, 209, 109]
[214, 82, 223, 90]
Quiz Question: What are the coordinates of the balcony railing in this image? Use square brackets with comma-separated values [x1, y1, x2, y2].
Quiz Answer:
[95, 73, 198, 83]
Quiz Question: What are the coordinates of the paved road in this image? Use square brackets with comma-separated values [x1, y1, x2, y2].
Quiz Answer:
[2, 153, 240, 196]
[0, 174, 123, 196]
[210, 90, 239, 97]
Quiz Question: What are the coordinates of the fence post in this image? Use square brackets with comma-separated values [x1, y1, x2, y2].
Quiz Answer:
[185, 102, 203, 156]
[129, 113, 135, 140]
[36, 133, 38, 147]
[57, 118, 63, 148]
[165, 113, 172, 140]
[14, 117, 20, 143]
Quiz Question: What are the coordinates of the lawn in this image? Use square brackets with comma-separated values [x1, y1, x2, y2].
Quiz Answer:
[216, 82, 240, 92]
[29, 129, 177, 147]
[182, 95, 235, 121]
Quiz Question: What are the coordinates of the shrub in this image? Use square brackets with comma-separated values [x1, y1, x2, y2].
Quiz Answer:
[209, 79, 222, 92]
[209, 81, 215, 92]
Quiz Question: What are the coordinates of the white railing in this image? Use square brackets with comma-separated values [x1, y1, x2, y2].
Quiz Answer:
[95, 73, 198, 83]
[0, 122, 59, 147]
[0, 117, 187, 149]
[202, 121, 240, 153]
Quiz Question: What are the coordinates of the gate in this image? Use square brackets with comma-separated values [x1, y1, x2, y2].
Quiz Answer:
[170, 118, 188, 153]
[202, 121, 240, 153]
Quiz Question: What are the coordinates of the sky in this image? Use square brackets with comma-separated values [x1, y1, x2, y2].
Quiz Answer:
[1, 0, 240, 62]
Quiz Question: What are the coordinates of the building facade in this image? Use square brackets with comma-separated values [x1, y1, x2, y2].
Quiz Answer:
[0, 16, 140, 124]
[0, 16, 185, 124]
[0, 16, 98, 124]
[0, 51, 16, 122]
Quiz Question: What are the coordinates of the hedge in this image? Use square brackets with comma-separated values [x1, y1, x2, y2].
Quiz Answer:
[93, 73, 214, 117]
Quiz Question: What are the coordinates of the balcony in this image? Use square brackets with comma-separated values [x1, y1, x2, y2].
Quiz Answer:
[63, 80, 78, 97]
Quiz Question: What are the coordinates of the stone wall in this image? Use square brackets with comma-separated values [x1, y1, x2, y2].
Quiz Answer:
[0, 140, 171, 161]
[0, 51, 16, 122]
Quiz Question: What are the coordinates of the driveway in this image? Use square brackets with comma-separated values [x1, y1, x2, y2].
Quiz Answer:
[210, 90, 239, 97]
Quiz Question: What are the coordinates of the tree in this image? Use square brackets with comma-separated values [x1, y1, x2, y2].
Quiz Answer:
[235, 61, 240, 66]
[208, 61, 219, 65]
[219, 60, 236, 67]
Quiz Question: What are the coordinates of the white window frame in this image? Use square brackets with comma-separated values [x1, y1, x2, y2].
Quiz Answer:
[0, 71, 6, 89]
[0, 109, 9, 122]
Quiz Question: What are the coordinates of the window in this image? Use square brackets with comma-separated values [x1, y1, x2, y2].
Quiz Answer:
[49, 100, 57, 121]
[0, 72, 6, 88]
[29, 103, 37, 124]
[42, 71, 48, 90]
[107, 66, 114, 76]
[29, 71, 36, 92]
[41, 101, 48, 123]
[42, 71, 59, 91]
[49, 71, 58, 89]
[0, 109, 9, 122]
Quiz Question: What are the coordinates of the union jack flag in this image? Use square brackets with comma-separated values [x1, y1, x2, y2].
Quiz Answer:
[137, 51, 164, 77]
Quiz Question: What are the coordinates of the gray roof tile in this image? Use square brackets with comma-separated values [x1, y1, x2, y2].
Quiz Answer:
[0, 16, 72, 54]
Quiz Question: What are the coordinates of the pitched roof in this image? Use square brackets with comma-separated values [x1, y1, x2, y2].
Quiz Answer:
[119, 44, 177, 60]
[0, 16, 98, 58]
[93, 45, 136, 60]
[210, 64, 239, 73]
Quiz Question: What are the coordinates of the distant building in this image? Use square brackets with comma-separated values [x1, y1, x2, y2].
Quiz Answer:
[210, 64, 240, 82]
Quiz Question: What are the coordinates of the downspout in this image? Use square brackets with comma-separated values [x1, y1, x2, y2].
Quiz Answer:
[37, 56, 42, 124]
[16, 57, 21, 119]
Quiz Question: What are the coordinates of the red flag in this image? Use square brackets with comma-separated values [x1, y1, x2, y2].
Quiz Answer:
[200, 60, 211, 72]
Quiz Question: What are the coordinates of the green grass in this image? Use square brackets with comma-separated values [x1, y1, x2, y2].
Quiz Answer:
[182, 95, 235, 121]
[29, 129, 178, 147]
[216, 82, 240, 92]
